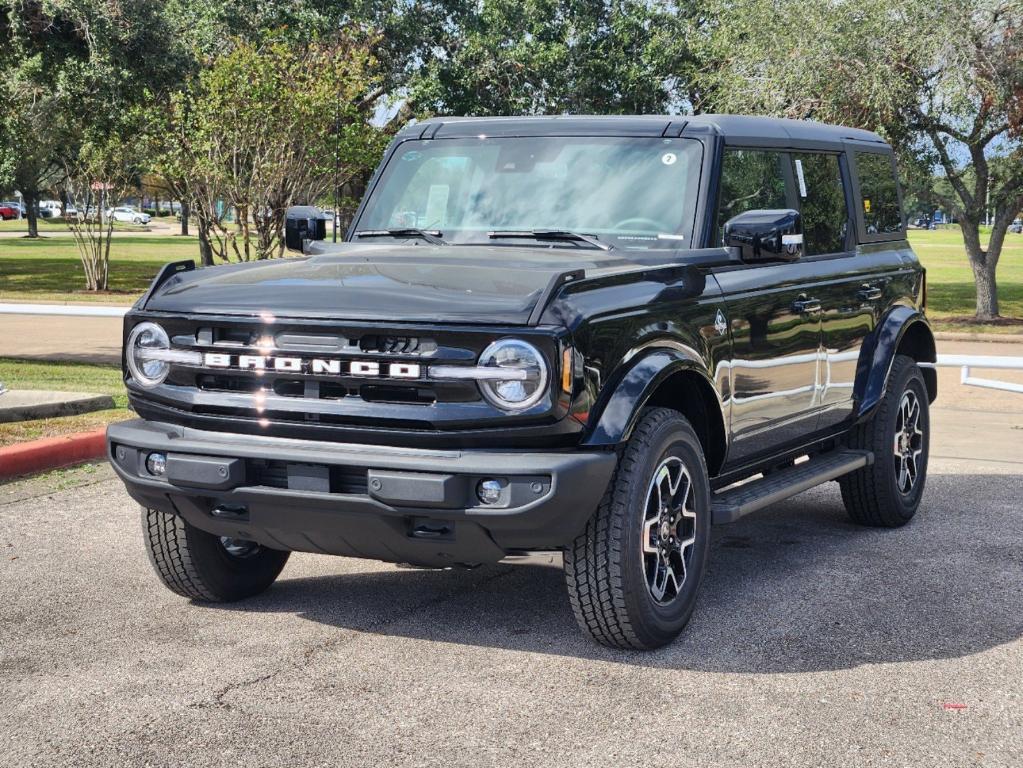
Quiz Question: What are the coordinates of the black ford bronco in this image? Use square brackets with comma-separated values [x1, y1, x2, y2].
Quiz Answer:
[108, 115, 936, 649]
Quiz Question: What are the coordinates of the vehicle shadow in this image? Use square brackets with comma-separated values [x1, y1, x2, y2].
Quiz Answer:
[205, 471, 1023, 673]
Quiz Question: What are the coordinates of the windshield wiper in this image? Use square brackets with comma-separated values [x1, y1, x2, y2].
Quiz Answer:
[487, 229, 613, 251]
[355, 228, 447, 245]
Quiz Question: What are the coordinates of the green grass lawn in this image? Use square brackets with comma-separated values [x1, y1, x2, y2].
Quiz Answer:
[0, 358, 130, 447]
[907, 229, 1023, 332]
[0, 227, 1020, 330]
[0, 235, 198, 303]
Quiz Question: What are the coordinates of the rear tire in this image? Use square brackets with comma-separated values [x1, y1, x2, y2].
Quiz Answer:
[839, 354, 930, 527]
[564, 407, 712, 650]
[142, 507, 289, 601]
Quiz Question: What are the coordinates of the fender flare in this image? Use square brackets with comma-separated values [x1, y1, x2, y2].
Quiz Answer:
[581, 346, 722, 447]
[855, 305, 936, 418]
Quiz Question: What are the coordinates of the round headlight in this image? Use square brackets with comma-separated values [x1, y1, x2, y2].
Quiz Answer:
[126, 322, 171, 388]
[477, 339, 548, 411]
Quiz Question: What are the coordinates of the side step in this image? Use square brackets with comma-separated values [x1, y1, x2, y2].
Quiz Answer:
[711, 449, 873, 524]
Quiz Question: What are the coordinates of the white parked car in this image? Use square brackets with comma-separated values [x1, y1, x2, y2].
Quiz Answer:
[39, 200, 63, 218]
[106, 206, 151, 225]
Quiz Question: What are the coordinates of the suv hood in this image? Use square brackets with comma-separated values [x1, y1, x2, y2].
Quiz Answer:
[144, 243, 639, 325]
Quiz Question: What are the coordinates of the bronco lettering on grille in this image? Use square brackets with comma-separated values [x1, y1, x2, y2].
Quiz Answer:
[203, 353, 421, 378]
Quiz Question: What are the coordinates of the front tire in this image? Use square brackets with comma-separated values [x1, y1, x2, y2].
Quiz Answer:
[564, 407, 712, 650]
[839, 354, 930, 527]
[142, 507, 289, 601]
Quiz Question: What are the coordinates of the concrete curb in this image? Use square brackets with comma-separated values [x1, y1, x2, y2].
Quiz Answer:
[0, 391, 115, 424]
[0, 428, 107, 481]
[934, 332, 1023, 344]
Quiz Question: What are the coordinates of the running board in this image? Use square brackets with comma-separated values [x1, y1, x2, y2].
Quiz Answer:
[711, 449, 873, 524]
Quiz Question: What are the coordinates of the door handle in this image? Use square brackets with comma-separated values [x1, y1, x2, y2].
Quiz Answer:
[857, 285, 883, 301]
[792, 297, 821, 314]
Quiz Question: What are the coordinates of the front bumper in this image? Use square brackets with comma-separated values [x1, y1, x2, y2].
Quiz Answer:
[108, 420, 616, 567]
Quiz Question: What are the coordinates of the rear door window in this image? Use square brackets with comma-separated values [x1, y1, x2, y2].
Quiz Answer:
[791, 153, 849, 255]
[717, 149, 791, 244]
[855, 151, 903, 236]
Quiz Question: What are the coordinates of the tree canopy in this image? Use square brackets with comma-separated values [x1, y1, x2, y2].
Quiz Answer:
[704, 0, 1023, 319]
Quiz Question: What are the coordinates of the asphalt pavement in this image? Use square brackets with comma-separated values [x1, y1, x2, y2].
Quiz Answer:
[2, 456, 1021, 767]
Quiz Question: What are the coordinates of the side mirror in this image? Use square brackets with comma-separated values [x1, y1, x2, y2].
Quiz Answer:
[723, 209, 803, 263]
[285, 206, 326, 253]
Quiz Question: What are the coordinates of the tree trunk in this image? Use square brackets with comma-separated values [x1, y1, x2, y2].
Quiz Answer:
[180, 201, 189, 236]
[100, 220, 113, 291]
[960, 218, 1000, 320]
[971, 259, 999, 320]
[197, 221, 215, 266]
[23, 191, 38, 238]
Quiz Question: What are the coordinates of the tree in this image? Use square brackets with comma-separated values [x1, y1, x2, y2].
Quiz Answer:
[1, 1, 186, 243]
[63, 134, 146, 291]
[0, 5, 75, 237]
[156, 32, 386, 263]
[704, 0, 1023, 321]
[402, 0, 709, 116]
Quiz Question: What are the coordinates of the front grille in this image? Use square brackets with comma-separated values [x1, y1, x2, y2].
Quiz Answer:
[132, 315, 560, 434]
[166, 321, 478, 411]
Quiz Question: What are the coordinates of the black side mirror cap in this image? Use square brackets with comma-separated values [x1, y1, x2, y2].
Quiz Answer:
[723, 209, 803, 263]
[285, 206, 326, 253]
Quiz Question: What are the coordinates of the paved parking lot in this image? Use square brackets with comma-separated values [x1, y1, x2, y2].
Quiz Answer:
[2, 366, 1022, 766]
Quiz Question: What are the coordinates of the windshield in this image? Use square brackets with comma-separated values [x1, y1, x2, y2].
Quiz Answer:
[356, 136, 703, 250]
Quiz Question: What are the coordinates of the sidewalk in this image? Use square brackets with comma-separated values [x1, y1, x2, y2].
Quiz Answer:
[0, 314, 123, 364]
[0, 220, 186, 239]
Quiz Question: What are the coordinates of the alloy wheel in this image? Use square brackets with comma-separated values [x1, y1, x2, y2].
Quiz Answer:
[641, 456, 697, 604]
[893, 389, 924, 494]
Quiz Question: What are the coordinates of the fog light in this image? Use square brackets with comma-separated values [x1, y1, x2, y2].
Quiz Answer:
[146, 452, 167, 476]
[476, 478, 503, 505]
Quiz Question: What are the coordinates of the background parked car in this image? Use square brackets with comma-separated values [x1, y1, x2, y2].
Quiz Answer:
[0, 203, 19, 220]
[0, 201, 25, 219]
[1010, 219, 1022, 234]
[105, 206, 151, 224]
[38, 200, 63, 218]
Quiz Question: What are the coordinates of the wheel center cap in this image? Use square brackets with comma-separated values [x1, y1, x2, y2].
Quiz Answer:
[660, 521, 671, 541]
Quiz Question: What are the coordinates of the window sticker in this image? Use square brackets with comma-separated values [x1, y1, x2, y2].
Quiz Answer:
[424, 184, 450, 227]
[794, 159, 807, 198]
[863, 198, 872, 213]
[661, 152, 677, 166]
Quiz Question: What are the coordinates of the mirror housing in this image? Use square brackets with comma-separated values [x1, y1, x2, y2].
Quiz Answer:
[723, 209, 803, 263]
[285, 206, 326, 253]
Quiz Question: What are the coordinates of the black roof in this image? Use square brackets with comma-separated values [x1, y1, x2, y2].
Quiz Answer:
[397, 114, 888, 149]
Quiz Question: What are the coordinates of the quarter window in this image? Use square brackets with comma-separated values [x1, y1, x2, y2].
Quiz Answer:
[791, 153, 848, 255]
[855, 151, 903, 235]
[717, 150, 789, 244]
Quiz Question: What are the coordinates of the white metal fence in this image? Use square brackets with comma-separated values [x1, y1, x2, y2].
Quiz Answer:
[924, 355, 1023, 395]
